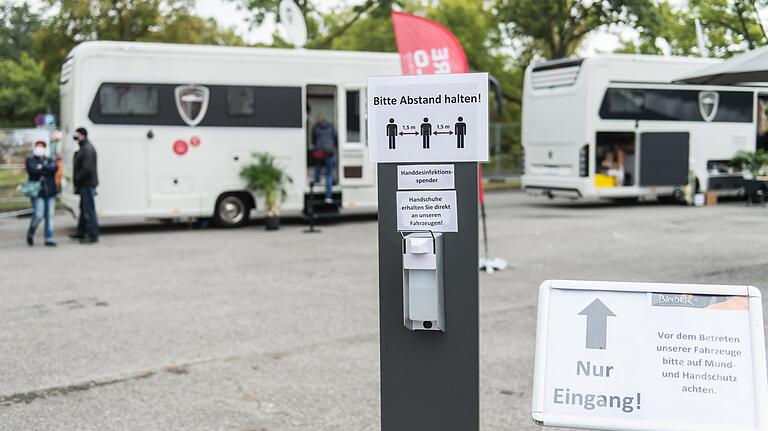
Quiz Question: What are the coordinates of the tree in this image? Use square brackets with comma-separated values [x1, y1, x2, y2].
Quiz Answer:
[324, 13, 397, 53]
[0, 54, 58, 127]
[147, 16, 246, 46]
[620, 0, 768, 58]
[426, 0, 520, 111]
[615, 2, 699, 56]
[229, 0, 404, 48]
[495, 0, 654, 60]
[0, 2, 43, 61]
[32, 0, 244, 77]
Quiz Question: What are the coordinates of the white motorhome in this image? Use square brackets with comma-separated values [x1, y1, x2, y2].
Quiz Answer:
[522, 54, 768, 200]
[59, 41, 400, 226]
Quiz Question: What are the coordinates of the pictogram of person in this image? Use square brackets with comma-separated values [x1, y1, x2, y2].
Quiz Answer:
[420, 117, 432, 149]
[386, 118, 397, 149]
[455, 116, 467, 148]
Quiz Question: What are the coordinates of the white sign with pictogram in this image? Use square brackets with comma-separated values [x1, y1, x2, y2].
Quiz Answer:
[532, 280, 768, 431]
[367, 73, 489, 163]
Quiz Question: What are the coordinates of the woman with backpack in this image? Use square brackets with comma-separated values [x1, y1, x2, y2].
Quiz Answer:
[25, 140, 58, 246]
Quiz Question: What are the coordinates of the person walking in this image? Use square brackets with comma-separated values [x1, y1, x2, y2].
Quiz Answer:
[25, 141, 58, 247]
[69, 128, 99, 244]
[311, 114, 337, 204]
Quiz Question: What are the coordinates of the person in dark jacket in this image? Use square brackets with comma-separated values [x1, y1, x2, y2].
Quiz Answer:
[70, 127, 99, 243]
[26, 141, 58, 246]
[311, 114, 337, 203]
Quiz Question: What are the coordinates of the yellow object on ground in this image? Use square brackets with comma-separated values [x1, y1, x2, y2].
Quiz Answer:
[594, 174, 616, 188]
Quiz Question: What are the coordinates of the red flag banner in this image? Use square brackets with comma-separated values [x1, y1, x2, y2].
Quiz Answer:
[391, 11, 469, 75]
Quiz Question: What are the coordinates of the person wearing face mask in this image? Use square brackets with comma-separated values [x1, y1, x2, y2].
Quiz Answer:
[69, 127, 99, 244]
[25, 141, 58, 246]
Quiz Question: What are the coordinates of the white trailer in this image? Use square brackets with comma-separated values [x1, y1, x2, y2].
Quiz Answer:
[521, 54, 768, 201]
[59, 41, 400, 226]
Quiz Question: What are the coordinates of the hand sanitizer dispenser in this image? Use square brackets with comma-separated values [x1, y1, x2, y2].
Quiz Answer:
[402, 232, 445, 331]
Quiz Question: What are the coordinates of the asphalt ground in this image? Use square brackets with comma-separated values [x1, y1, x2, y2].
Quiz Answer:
[0, 191, 766, 430]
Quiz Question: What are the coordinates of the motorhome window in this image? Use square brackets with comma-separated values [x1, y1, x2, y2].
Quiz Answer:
[202, 86, 302, 127]
[227, 87, 255, 116]
[600, 88, 752, 122]
[99, 84, 159, 116]
[90, 84, 302, 127]
[346, 90, 361, 143]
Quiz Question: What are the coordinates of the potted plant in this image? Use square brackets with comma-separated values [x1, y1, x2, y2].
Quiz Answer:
[732, 149, 768, 204]
[240, 153, 293, 230]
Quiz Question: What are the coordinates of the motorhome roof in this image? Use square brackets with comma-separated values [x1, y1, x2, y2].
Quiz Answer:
[67, 40, 399, 62]
[532, 53, 719, 70]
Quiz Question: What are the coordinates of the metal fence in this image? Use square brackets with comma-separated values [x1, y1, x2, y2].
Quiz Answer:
[484, 122, 522, 180]
[0, 163, 31, 217]
[0, 128, 56, 217]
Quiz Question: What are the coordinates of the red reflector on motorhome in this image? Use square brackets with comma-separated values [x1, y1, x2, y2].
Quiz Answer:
[173, 140, 188, 155]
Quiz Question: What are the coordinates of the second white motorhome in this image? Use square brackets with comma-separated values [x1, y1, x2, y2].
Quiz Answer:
[522, 54, 766, 201]
[59, 41, 401, 226]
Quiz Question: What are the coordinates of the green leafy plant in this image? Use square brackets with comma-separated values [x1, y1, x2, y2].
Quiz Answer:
[731, 149, 768, 178]
[240, 153, 293, 217]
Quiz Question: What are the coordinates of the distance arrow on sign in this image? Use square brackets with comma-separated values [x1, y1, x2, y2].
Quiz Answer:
[578, 299, 616, 350]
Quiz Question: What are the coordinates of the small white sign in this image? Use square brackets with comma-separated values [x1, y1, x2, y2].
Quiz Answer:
[532, 280, 768, 431]
[396, 190, 457, 232]
[397, 164, 455, 190]
[367, 73, 489, 163]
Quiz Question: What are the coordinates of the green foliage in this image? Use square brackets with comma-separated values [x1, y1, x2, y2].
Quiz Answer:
[620, 0, 768, 57]
[425, 0, 520, 123]
[0, 54, 58, 127]
[228, 0, 404, 48]
[32, 0, 245, 77]
[615, 2, 698, 56]
[732, 149, 768, 177]
[240, 153, 293, 215]
[147, 16, 246, 46]
[0, 0, 245, 127]
[0, 2, 43, 61]
[496, 0, 654, 60]
[324, 9, 397, 52]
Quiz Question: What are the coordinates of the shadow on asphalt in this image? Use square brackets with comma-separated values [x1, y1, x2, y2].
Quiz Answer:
[93, 213, 379, 236]
[521, 196, 748, 210]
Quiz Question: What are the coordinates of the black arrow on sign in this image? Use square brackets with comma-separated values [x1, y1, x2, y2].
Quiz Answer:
[578, 299, 616, 350]
[399, 131, 419, 136]
[433, 131, 454, 135]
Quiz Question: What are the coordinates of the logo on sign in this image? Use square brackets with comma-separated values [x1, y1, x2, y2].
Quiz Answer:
[175, 85, 210, 127]
[698, 91, 719, 122]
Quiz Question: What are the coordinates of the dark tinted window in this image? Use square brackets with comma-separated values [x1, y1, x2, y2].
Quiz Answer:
[99, 84, 159, 116]
[599, 88, 753, 123]
[202, 86, 302, 128]
[89, 83, 302, 128]
[346, 90, 361, 142]
[227, 87, 255, 116]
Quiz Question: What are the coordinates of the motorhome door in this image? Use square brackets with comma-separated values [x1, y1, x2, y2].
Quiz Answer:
[338, 87, 373, 186]
[638, 132, 690, 187]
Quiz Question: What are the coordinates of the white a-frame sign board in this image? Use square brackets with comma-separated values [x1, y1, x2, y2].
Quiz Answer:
[532, 280, 768, 431]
